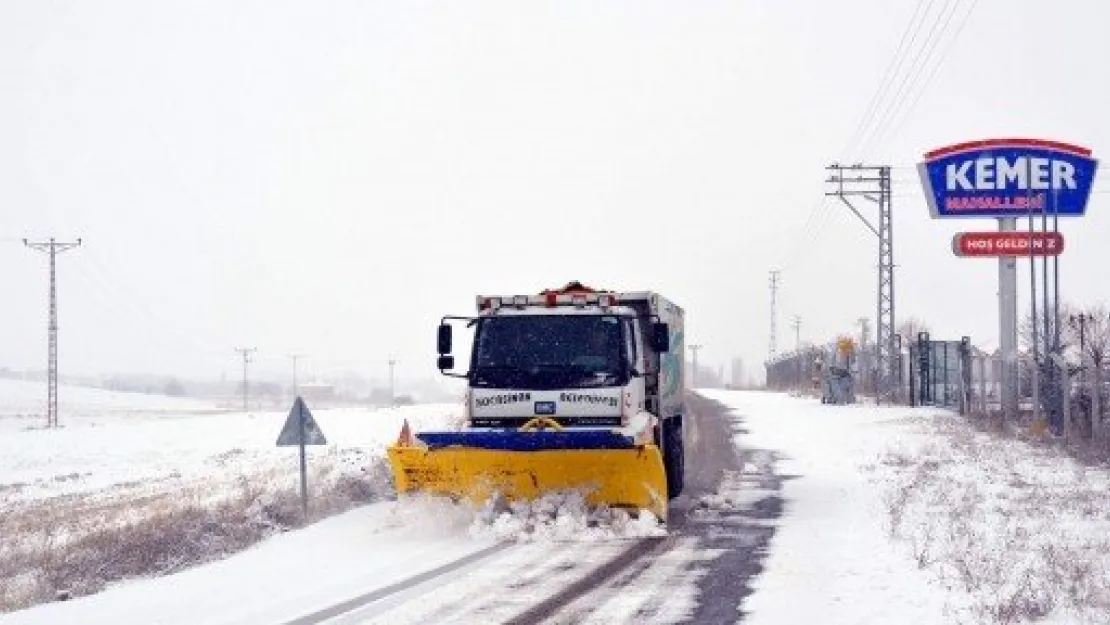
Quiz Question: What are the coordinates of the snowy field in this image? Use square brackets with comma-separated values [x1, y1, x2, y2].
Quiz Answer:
[0, 378, 461, 504]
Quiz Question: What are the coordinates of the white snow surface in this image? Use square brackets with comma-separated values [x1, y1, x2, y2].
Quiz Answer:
[0, 378, 462, 503]
[3, 501, 497, 625]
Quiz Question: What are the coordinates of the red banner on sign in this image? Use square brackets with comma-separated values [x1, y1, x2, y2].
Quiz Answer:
[952, 231, 1065, 257]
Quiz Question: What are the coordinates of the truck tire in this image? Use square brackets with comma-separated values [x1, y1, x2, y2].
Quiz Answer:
[664, 416, 685, 499]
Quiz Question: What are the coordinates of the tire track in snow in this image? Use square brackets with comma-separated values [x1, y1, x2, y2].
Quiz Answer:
[353, 540, 632, 624]
[551, 537, 716, 624]
[283, 542, 513, 625]
[504, 536, 671, 625]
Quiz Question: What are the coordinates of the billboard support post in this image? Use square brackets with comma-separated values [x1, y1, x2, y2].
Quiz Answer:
[998, 218, 1019, 422]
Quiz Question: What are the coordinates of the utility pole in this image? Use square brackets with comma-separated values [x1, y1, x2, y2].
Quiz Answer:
[388, 356, 398, 405]
[791, 315, 803, 390]
[858, 317, 871, 394]
[826, 163, 896, 403]
[689, 344, 702, 389]
[235, 347, 256, 413]
[768, 270, 781, 360]
[289, 353, 305, 399]
[24, 238, 82, 428]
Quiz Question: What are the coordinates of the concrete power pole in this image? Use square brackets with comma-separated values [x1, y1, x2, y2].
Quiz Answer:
[689, 344, 702, 389]
[236, 347, 257, 413]
[24, 238, 82, 428]
[826, 164, 896, 403]
[388, 356, 398, 405]
[289, 353, 305, 399]
[768, 270, 780, 360]
[792, 315, 803, 390]
[858, 317, 871, 393]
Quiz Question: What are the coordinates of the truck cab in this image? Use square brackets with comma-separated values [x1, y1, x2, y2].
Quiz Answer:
[436, 282, 686, 499]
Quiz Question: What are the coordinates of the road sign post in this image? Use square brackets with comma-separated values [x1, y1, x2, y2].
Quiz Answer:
[276, 396, 328, 520]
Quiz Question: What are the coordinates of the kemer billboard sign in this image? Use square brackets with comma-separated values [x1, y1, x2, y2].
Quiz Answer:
[918, 138, 1098, 218]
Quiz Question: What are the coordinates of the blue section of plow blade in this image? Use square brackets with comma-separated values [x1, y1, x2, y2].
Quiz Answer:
[416, 429, 637, 451]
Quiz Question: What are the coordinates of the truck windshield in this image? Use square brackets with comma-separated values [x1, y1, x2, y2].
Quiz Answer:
[471, 315, 627, 390]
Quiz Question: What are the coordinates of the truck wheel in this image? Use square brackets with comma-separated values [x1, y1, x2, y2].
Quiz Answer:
[664, 417, 685, 499]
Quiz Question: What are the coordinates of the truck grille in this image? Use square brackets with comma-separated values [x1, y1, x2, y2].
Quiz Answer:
[470, 416, 623, 428]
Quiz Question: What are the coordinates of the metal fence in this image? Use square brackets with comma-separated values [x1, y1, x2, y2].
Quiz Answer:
[767, 336, 1109, 443]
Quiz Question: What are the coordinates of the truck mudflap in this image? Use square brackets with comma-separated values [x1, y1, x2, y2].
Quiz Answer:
[387, 418, 669, 522]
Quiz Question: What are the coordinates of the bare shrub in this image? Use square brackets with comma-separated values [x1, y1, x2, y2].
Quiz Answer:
[0, 454, 393, 614]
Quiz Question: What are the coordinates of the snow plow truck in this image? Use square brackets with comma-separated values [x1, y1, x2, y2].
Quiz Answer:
[388, 282, 686, 522]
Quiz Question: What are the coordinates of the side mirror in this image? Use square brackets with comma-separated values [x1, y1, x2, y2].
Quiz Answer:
[438, 355, 455, 371]
[651, 323, 670, 353]
[437, 323, 452, 355]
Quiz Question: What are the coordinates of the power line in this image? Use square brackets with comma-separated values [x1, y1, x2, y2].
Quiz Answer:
[879, 0, 980, 150]
[780, 1, 942, 272]
[777, 196, 833, 271]
[840, 0, 933, 160]
[24, 238, 82, 428]
[860, 0, 962, 158]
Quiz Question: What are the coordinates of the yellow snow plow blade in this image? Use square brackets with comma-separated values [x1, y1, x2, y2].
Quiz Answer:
[387, 444, 669, 522]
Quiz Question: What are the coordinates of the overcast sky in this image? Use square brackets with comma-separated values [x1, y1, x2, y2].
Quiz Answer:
[2, 1, 1108, 384]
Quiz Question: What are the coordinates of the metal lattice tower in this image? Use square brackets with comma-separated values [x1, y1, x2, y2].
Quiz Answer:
[825, 164, 896, 402]
[24, 238, 82, 428]
[768, 270, 780, 360]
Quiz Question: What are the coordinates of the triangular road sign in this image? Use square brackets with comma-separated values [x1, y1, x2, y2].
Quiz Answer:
[276, 396, 327, 446]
